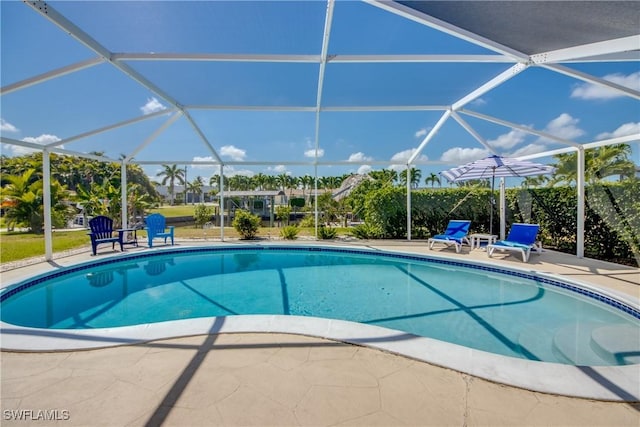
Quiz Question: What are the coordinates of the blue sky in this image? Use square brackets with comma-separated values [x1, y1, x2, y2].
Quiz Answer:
[1, 0, 639, 186]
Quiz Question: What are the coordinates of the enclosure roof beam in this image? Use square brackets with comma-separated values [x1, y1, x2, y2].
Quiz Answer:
[540, 63, 640, 100]
[459, 109, 582, 148]
[45, 109, 177, 148]
[126, 112, 183, 162]
[530, 35, 640, 64]
[0, 57, 104, 96]
[450, 111, 497, 155]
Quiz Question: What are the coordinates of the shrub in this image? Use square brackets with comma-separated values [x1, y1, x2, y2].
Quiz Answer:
[299, 214, 315, 228]
[232, 209, 261, 239]
[275, 205, 292, 225]
[280, 225, 299, 240]
[193, 204, 214, 228]
[290, 198, 305, 209]
[350, 223, 382, 239]
[318, 224, 337, 240]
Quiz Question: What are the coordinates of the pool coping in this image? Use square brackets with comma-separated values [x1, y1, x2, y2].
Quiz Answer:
[1, 243, 639, 402]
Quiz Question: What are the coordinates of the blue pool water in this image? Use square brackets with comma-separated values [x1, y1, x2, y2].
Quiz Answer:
[2, 246, 638, 365]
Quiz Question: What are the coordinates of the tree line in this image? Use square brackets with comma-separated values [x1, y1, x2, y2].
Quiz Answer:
[1, 144, 636, 233]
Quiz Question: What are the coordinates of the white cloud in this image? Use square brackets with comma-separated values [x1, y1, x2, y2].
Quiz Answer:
[1, 118, 19, 133]
[571, 71, 640, 100]
[5, 134, 62, 156]
[488, 129, 527, 149]
[347, 152, 373, 162]
[268, 165, 288, 174]
[539, 113, 585, 142]
[415, 128, 428, 138]
[390, 148, 427, 163]
[191, 156, 220, 169]
[596, 122, 640, 140]
[388, 149, 428, 172]
[224, 166, 254, 177]
[22, 134, 61, 145]
[140, 97, 167, 115]
[304, 148, 324, 158]
[357, 165, 372, 175]
[220, 145, 246, 161]
[470, 97, 487, 107]
[440, 147, 490, 164]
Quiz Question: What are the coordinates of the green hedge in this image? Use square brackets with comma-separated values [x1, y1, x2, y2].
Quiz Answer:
[362, 181, 639, 266]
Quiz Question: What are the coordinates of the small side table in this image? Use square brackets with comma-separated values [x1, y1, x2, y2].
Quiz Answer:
[118, 228, 139, 248]
[469, 233, 497, 250]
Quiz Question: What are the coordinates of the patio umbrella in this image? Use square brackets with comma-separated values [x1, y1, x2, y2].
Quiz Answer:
[441, 155, 555, 234]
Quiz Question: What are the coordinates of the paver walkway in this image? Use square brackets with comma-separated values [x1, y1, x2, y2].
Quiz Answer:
[2, 333, 639, 426]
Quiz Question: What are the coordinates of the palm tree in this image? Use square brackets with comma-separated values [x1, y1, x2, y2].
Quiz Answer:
[369, 169, 397, 185]
[551, 144, 636, 185]
[209, 173, 228, 192]
[399, 167, 422, 189]
[276, 173, 290, 193]
[253, 173, 268, 191]
[156, 164, 185, 205]
[299, 174, 314, 200]
[456, 179, 490, 188]
[126, 183, 153, 224]
[522, 175, 549, 188]
[424, 172, 441, 188]
[264, 174, 278, 191]
[1, 169, 70, 232]
[187, 177, 204, 204]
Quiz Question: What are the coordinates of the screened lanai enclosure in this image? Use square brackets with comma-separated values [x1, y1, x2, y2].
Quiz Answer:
[1, 1, 639, 262]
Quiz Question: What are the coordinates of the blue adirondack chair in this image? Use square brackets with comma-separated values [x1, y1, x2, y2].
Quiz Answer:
[145, 213, 175, 248]
[88, 216, 124, 256]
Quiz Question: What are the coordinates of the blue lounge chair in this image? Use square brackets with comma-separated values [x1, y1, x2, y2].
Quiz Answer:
[487, 223, 542, 262]
[428, 220, 471, 253]
[145, 213, 174, 248]
[88, 216, 124, 256]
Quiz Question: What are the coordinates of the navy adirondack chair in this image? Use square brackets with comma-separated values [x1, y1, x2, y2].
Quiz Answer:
[88, 216, 124, 256]
[145, 213, 175, 247]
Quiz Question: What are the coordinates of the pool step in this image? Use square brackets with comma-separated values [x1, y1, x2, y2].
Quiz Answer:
[590, 325, 640, 365]
[552, 323, 608, 365]
[552, 323, 639, 366]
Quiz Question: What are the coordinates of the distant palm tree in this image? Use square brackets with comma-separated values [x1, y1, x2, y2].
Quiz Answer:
[300, 174, 314, 199]
[276, 173, 291, 193]
[187, 176, 204, 204]
[456, 179, 490, 188]
[156, 164, 185, 205]
[264, 174, 278, 190]
[400, 167, 422, 189]
[253, 173, 268, 191]
[425, 172, 441, 188]
[521, 175, 549, 188]
[369, 169, 397, 185]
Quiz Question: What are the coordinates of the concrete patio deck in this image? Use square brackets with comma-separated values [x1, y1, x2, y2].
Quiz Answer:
[1, 239, 639, 426]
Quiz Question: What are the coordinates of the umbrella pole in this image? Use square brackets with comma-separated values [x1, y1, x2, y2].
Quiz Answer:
[489, 175, 495, 235]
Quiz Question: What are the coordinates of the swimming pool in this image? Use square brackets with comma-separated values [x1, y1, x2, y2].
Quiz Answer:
[2, 245, 638, 367]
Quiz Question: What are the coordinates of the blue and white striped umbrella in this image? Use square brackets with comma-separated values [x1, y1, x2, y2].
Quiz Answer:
[441, 155, 555, 183]
[441, 155, 555, 234]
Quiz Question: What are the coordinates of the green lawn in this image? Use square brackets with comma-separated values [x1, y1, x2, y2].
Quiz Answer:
[148, 205, 198, 217]
[0, 225, 349, 263]
[0, 229, 90, 263]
